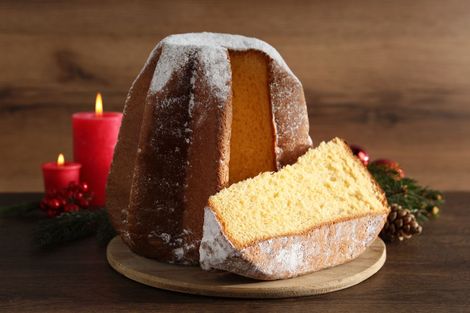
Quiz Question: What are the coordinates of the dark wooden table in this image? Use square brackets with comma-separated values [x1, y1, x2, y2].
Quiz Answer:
[0, 193, 469, 313]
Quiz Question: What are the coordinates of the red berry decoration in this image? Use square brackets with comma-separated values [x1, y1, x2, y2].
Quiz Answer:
[40, 181, 94, 218]
[78, 198, 90, 208]
[48, 198, 61, 210]
[371, 159, 405, 178]
[65, 190, 74, 198]
[80, 182, 89, 192]
[349, 144, 370, 166]
[64, 203, 80, 213]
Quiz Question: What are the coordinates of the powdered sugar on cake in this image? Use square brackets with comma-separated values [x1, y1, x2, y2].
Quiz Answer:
[149, 32, 298, 103]
[162, 32, 295, 76]
[200, 208, 387, 280]
[196, 47, 231, 104]
[199, 208, 237, 270]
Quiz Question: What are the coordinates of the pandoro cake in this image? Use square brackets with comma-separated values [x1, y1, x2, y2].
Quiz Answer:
[199, 138, 389, 280]
[107, 32, 312, 264]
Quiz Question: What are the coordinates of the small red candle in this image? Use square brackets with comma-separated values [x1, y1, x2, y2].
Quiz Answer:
[42, 153, 81, 193]
[72, 93, 122, 207]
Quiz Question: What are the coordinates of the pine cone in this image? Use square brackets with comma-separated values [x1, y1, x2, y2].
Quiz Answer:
[380, 203, 423, 242]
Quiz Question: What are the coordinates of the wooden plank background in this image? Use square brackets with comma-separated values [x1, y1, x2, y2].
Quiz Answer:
[1, 0, 469, 192]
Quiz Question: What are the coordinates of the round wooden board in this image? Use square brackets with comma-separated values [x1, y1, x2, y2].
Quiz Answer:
[107, 236, 386, 298]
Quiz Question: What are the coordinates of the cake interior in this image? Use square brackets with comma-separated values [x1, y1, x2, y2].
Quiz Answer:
[228, 50, 276, 185]
[208, 138, 389, 249]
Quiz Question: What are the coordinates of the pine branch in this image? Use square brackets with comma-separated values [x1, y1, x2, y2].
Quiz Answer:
[33, 210, 107, 249]
[368, 164, 444, 221]
[0, 201, 44, 219]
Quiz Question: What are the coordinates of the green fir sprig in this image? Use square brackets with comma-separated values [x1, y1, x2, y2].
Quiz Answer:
[32, 209, 116, 249]
[0, 201, 44, 219]
[0, 201, 116, 249]
[368, 164, 444, 222]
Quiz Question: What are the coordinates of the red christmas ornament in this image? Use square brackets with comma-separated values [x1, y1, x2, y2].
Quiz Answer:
[349, 144, 370, 166]
[371, 159, 405, 178]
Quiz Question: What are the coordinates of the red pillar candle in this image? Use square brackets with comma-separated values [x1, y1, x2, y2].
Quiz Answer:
[42, 153, 81, 193]
[72, 93, 122, 207]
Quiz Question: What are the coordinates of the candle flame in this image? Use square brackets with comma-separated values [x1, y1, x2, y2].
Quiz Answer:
[57, 153, 65, 166]
[95, 92, 103, 116]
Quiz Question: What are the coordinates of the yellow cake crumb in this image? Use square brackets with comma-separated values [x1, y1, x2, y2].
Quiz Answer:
[209, 138, 389, 248]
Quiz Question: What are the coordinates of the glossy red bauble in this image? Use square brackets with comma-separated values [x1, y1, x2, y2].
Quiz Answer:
[349, 144, 370, 166]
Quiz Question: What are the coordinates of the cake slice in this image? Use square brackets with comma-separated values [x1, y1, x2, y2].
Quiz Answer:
[199, 138, 389, 280]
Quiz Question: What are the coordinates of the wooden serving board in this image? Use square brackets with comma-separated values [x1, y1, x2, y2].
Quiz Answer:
[107, 236, 386, 298]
